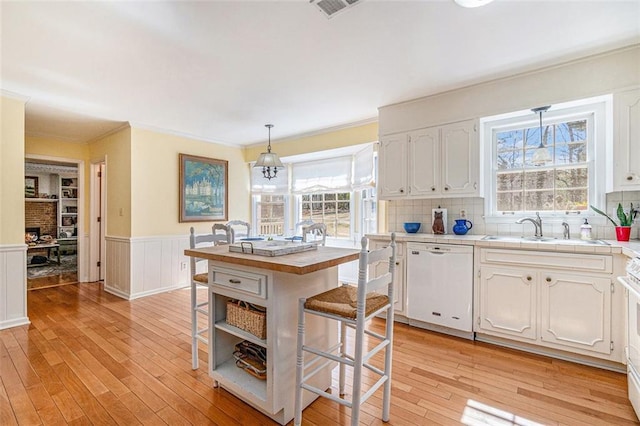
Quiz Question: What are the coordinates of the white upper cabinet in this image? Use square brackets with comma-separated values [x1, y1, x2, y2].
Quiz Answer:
[378, 119, 479, 199]
[611, 88, 640, 191]
[378, 133, 408, 198]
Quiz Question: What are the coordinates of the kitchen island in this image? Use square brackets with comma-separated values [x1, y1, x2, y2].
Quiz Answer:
[184, 244, 360, 425]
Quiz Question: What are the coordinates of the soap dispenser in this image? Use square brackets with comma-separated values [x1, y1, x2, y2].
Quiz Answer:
[580, 218, 592, 240]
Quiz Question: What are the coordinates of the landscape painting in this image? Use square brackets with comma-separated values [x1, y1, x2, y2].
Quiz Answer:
[179, 154, 228, 222]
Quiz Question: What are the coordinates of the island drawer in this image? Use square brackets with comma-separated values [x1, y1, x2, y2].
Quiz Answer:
[211, 267, 267, 299]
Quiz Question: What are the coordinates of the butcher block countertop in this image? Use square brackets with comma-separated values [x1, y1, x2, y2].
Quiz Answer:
[184, 245, 360, 275]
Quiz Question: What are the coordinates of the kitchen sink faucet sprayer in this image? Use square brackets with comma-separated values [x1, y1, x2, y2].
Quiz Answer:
[516, 212, 543, 237]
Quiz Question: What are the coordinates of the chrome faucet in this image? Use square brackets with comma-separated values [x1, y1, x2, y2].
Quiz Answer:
[516, 212, 543, 237]
[561, 221, 570, 240]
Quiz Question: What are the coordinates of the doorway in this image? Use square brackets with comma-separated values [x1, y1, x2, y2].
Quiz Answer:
[89, 161, 106, 282]
[25, 157, 83, 290]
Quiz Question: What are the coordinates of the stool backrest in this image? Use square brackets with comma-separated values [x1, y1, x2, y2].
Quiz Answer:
[358, 233, 396, 300]
[302, 223, 327, 246]
[213, 223, 234, 244]
[294, 219, 315, 236]
[189, 226, 222, 278]
[226, 220, 251, 240]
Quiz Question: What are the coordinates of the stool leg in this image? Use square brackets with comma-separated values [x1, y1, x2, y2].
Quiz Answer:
[294, 298, 306, 426]
[339, 319, 346, 396]
[350, 314, 366, 426]
[382, 307, 394, 422]
[191, 281, 198, 370]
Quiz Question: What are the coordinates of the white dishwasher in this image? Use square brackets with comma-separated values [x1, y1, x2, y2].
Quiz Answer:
[406, 242, 474, 339]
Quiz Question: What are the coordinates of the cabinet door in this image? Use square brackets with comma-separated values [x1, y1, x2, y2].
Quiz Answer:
[478, 266, 537, 340]
[613, 88, 640, 190]
[539, 272, 612, 355]
[378, 134, 408, 199]
[440, 120, 479, 196]
[408, 127, 439, 197]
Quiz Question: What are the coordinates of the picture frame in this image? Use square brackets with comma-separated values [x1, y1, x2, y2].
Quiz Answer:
[179, 153, 228, 222]
[25, 176, 38, 198]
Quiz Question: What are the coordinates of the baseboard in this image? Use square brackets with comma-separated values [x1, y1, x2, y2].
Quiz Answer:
[0, 317, 30, 330]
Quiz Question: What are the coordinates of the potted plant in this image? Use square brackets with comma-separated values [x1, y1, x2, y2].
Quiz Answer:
[590, 203, 636, 242]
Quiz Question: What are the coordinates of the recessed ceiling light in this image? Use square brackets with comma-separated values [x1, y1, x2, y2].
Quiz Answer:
[454, 0, 495, 8]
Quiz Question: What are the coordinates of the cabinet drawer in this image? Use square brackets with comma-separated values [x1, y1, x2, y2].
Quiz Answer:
[480, 248, 612, 274]
[211, 267, 267, 299]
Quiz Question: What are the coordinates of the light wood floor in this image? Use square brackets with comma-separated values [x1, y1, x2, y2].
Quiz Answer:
[1, 283, 638, 425]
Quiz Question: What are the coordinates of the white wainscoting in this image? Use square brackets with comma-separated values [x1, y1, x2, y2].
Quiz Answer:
[105, 235, 191, 300]
[0, 244, 29, 330]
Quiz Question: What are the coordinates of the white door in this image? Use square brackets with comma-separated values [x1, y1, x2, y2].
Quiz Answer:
[479, 266, 537, 340]
[408, 127, 439, 197]
[440, 120, 478, 196]
[614, 88, 640, 190]
[539, 272, 612, 355]
[378, 134, 408, 199]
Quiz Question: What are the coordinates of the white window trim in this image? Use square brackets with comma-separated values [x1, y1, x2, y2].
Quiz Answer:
[480, 95, 612, 225]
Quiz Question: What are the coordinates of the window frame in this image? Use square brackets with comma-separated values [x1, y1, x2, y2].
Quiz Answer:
[481, 95, 610, 224]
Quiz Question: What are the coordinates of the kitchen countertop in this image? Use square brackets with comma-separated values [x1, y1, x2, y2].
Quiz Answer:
[366, 233, 640, 258]
[185, 244, 360, 275]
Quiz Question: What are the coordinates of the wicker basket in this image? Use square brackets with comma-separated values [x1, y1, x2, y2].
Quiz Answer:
[226, 300, 267, 339]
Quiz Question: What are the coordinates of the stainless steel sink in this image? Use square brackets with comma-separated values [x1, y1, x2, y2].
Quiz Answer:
[481, 235, 609, 246]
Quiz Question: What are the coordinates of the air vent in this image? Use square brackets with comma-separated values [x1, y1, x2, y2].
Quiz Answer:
[311, 0, 363, 19]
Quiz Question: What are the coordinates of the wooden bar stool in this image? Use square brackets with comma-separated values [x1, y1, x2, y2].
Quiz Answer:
[294, 233, 397, 426]
[189, 225, 232, 370]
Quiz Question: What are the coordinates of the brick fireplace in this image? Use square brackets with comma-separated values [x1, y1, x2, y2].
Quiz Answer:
[25, 201, 57, 238]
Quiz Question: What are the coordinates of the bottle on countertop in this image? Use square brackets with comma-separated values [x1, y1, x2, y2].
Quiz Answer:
[580, 218, 592, 240]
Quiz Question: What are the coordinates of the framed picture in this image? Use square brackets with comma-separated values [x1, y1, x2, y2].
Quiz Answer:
[25, 176, 38, 198]
[179, 153, 228, 222]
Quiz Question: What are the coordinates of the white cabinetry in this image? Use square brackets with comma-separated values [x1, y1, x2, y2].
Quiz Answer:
[378, 120, 479, 199]
[370, 240, 405, 316]
[612, 88, 640, 191]
[477, 248, 621, 362]
[58, 175, 78, 237]
[208, 262, 336, 425]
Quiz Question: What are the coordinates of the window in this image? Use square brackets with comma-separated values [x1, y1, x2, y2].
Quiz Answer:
[299, 192, 352, 238]
[250, 143, 377, 240]
[495, 119, 588, 212]
[483, 96, 609, 218]
[254, 194, 287, 235]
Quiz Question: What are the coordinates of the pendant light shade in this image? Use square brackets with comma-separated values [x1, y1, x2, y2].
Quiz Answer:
[254, 124, 283, 180]
[531, 106, 552, 166]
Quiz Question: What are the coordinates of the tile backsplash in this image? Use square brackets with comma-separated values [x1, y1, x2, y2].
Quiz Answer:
[386, 191, 640, 240]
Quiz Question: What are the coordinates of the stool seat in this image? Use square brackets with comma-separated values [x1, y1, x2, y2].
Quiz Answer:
[193, 273, 208, 284]
[304, 285, 389, 319]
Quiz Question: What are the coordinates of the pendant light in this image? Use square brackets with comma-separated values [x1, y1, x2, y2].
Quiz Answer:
[254, 124, 283, 180]
[531, 106, 552, 166]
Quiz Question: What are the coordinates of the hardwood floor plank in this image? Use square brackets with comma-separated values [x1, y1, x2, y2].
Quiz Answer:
[3, 282, 637, 426]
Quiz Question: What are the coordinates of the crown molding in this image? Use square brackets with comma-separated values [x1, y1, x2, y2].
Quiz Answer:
[128, 121, 242, 148]
[1, 89, 30, 102]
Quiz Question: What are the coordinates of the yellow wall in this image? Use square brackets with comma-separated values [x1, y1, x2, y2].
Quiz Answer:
[25, 136, 91, 234]
[130, 128, 249, 237]
[89, 127, 132, 237]
[243, 122, 378, 162]
[0, 95, 26, 245]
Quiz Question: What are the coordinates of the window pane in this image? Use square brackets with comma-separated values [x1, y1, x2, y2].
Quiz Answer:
[312, 194, 322, 201]
[555, 167, 588, 189]
[497, 171, 523, 191]
[555, 141, 586, 164]
[524, 170, 554, 190]
[496, 130, 523, 151]
[324, 193, 336, 201]
[524, 190, 555, 211]
[555, 189, 588, 211]
[497, 150, 523, 170]
[555, 121, 586, 143]
[497, 192, 523, 212]
[302, 194, 310, 202]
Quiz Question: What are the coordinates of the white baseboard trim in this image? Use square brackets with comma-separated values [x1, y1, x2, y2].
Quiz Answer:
[105, 234, 191, 300]
[0, 317, 30, 330]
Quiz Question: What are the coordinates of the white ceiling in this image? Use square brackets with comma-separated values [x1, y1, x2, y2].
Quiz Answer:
[1, 1, 639, 146]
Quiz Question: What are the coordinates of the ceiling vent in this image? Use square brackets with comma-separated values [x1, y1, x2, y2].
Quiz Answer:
[310, 0, 363, 19]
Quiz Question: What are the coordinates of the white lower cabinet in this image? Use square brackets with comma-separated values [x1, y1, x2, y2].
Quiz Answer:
[477, 248, 621, 363]
[370, 241, 406, 316]
[479, 266, 537, 341]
